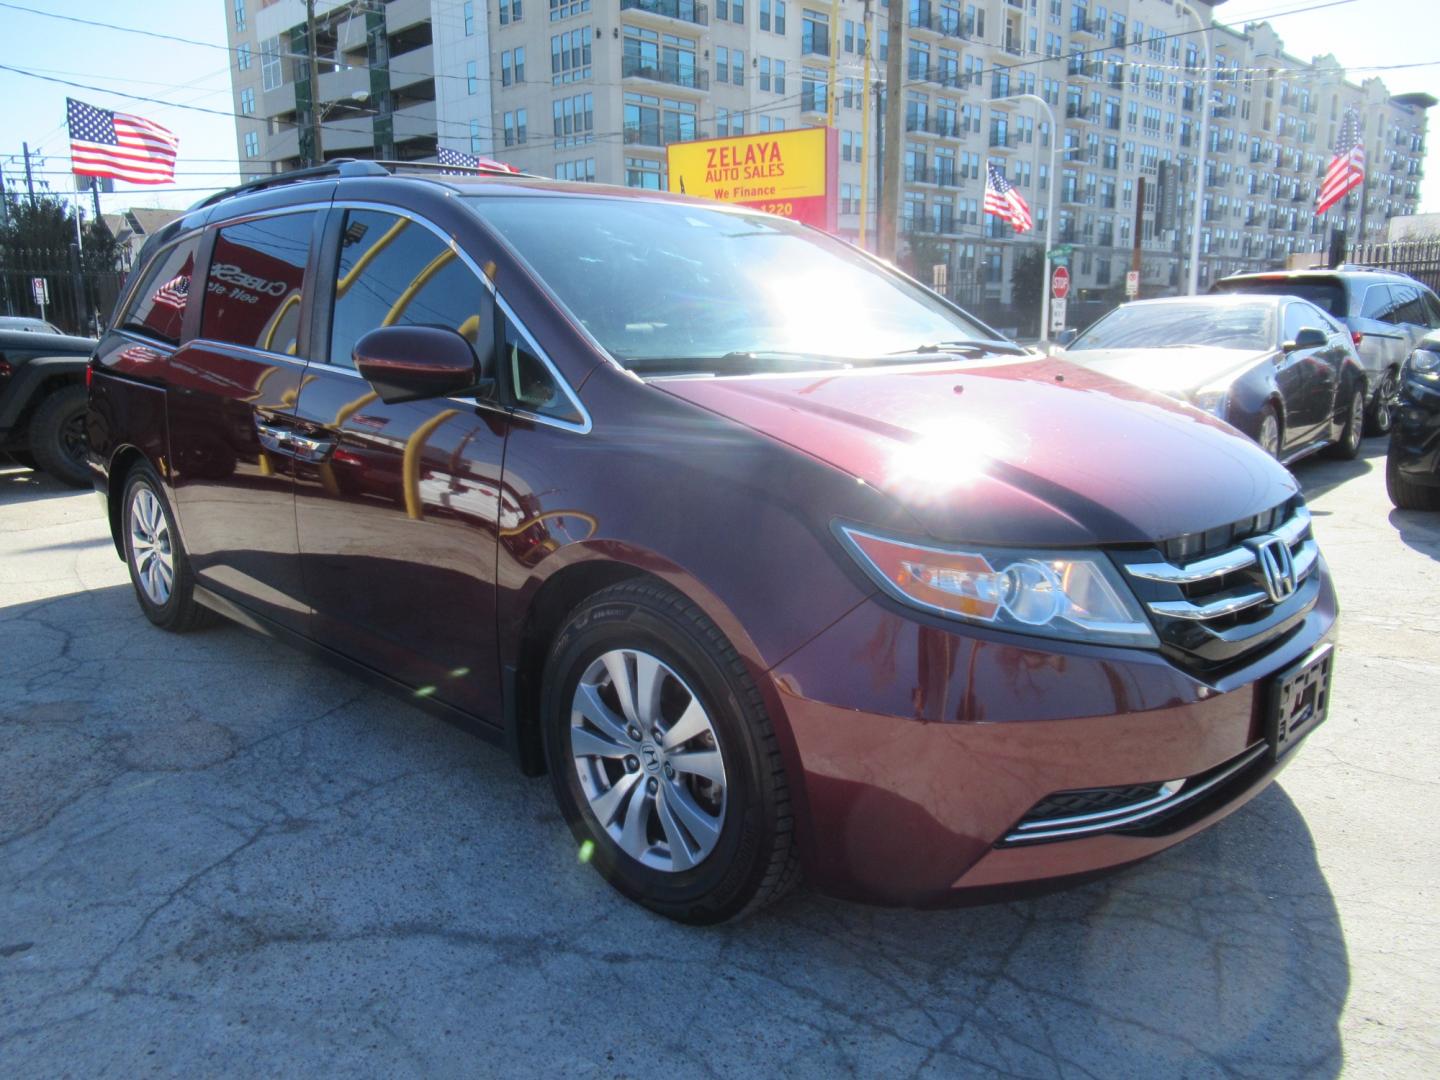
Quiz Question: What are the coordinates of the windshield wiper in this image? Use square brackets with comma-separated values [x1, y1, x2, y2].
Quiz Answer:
[626, 351, 854, 376]
[882, 338, 1029, 359]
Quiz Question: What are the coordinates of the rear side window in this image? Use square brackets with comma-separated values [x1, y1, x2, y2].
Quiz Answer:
[1390, 285, 1428, 328]
[200, 211, 318, 354]
[119, 237, 199, 346]
[1214, 277, 1347, 317]
[328, 209, 493, 371]
[1423, 291, 1440, 328]
[1360, 285, 1397, 322]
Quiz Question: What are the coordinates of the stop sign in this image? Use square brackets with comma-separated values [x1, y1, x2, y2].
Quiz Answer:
[1051, 266, 1070, 300]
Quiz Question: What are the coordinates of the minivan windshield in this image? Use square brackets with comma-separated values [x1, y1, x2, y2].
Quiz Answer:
[1068, 301, 1273, 352]
[465, 195, 1009, 373]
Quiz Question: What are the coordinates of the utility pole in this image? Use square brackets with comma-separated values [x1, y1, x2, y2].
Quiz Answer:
[21, 141, 37, 208]
[857, 0, 874, 249]
[1132, 174, 1146, 286]
[306, 0, 325, 167]
[877, 0, 904, 259]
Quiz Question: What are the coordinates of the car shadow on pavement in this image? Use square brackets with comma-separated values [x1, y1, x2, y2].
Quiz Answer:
[1291, 438, 1386, 504]
[0, 583, 1348, 1078]
[1388, 508, 1440, 561]
[0, 462, 87, 507]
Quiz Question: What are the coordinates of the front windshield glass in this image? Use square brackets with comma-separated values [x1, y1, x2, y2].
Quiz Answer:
[1068, 302, 1272, 351]
[465, 195, 998, 371]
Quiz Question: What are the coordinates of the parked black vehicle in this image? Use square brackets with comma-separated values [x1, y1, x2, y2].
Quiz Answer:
[1057, 294, 1368, 464]
[0, 324, 99, 485]
[1211, 266, 1440, 436]
[1387, 331, 1440, 510]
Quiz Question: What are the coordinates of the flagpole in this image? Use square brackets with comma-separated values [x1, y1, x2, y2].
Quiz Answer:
[992, 93, 1056, 343]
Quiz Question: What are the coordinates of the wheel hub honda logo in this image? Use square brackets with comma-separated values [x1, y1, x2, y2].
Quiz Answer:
[1251, 535, 1297, 603]
[641, 744, 661, 772]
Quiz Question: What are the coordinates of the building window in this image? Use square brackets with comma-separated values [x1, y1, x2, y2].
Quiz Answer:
[499, 0, 522, 24]
[626, 155, 665, 189]
[550, 0, 590, 19]
[470, 119, 483, 153]
[239, 87, 255, 114]
[467, 60, 478, 94]
[761, 0, 785, 33]
[260, 37, 283, 91]
[759, 57, 770, 91]
[237, 43, 251, 71]
[732, 49, 744, 86]
[774, 59, 785, 94]
[555, 157, 596, 182]
[243, 131, 259, 157]
[464, 1, 475, 34]
[551, 30, 591, 83]
[716, 46, 729, 84]
[553, 91, 595, 146]
[233, 0, 246, 32]
[502, 47, 528, 85]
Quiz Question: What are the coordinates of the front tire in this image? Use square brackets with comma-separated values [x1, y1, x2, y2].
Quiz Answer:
[29, 384, 90, 487]
[1386, 444, 1440, 511]
[121, 464, 220, 632]
[1257, 405, 1282, 459]
[1325, 385, 1366, 460]
[541, 580, 798, 924]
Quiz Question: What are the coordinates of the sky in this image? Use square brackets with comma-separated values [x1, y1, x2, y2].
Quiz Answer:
[0, 0, 1434, 218]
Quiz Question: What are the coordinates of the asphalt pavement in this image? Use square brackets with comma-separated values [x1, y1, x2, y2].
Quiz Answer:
[2, 441, 1437, 1078]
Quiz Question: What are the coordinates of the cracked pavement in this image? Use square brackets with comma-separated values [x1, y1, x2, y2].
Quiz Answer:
[2, 441, 1437, 1078]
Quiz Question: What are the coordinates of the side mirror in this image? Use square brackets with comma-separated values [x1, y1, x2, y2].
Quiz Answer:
[1055, 328, 1079, 347]
[1283, 327, 1327, 353]
[353, 325, 494, 404]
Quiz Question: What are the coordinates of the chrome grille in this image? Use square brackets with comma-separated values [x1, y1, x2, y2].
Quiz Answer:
[1115, 502, 1322, 671]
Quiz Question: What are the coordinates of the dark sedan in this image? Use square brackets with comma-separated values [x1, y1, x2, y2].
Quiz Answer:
[1387, 330, 1440, 510]
[1059, 294, 1367, 464]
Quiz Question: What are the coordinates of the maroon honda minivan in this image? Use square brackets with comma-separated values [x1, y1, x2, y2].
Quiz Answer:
[87, 162, 1336, 922]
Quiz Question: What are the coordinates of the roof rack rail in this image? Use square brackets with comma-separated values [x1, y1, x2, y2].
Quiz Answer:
[188, 159, 389, 211]
[372, 159, 536, 179]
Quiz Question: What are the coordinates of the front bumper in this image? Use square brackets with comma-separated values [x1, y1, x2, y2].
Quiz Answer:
[768, 570, 1338, 906]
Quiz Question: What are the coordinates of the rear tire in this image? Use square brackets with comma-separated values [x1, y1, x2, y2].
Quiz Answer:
[540, 580, 799, 924]
[121, 464, 221, 631]
[5, 450, 37, 470]
[1325, 385, 1365, 460]
[1386, 444, 1440, 511]
[1365, 369, 1398, 436]
[29, 384, 90, 487]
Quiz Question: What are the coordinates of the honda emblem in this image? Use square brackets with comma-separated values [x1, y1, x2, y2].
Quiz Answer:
[1252, 535, 1297, 603]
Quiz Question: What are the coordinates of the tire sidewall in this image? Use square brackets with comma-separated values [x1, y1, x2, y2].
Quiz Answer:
[121, 467, 184, 627]
[541, 593, 773, 921]
[32, 385, 90, 486]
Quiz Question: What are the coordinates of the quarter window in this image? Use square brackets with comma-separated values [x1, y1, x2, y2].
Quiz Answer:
[200, 212, 318, 354]
[1389, 285, 1428, 328]
[119, 236, 200, 347]
[1361, 285, 1396, 322]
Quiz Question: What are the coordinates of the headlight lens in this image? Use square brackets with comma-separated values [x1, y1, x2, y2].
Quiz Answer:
[1190, 388, 1228, 418]
[835, 525, 1159, 648]
[1409, 348, 1440, 376]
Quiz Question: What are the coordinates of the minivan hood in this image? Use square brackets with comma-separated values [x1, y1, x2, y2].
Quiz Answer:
[1060, 346, 1267, 397]
[654, 356, 1298, 547]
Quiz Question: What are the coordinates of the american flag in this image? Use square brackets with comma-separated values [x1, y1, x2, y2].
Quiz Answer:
[1316, 109, 1366, 216]
[151, 273, 190, 312]
[984, 164, 1033, 233]
[67, 98, 178, 185]
[436, 146, 520, 175]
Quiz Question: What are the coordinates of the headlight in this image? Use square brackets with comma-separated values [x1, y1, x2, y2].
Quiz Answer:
[834, 524, 1159, 648]
[1409, 348, 1440, 376]
[1190, 388, 1228, 418]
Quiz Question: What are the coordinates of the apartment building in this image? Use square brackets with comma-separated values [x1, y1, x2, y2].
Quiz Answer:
[224, 0, 1431, 303]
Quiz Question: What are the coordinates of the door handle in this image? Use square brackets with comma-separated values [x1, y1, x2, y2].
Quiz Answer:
[255, 419, 335, 463]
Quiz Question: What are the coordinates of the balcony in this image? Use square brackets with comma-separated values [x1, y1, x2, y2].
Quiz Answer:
[909, 12, 971, 40]
[622, 56, 708, 91]
[1065, 103, 1093, 121]
[622, 0, 709, 24]
[911, 63, 963, 89]
[907, 115, 963, 138]
[800, 89, 827, 114]
[623, 123, 703, 147]
[989, 129, 1018, 149]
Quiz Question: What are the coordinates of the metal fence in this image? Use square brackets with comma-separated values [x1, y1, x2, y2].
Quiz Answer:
[1348, 238, 1440, 294]
[0, 249, 125, 338]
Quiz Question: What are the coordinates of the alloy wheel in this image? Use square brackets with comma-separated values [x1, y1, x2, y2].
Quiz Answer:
[59, 410, 87, 470]
[128, 487, 174, 606]
[569, 648, 727, 873]
[1345, 390, 1365, 453]
[1259, 412, 1280, 458]
[1372, 371, 1398, 433]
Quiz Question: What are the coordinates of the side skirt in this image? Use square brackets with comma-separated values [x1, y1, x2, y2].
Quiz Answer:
[192, 584, 510, 754]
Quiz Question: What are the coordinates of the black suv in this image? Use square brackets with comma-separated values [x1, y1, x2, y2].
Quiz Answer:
[0, 323, 98, 485]
[1212, 266, 1440, 436]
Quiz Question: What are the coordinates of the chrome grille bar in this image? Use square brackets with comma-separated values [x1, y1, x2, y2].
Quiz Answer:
[1127, 505, 1312, 586]
[1140, 539, 1319, 621]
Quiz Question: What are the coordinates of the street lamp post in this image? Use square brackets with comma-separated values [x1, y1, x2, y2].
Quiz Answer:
[992, 94, 1058, 343]
[1177, 2, 1211, 296]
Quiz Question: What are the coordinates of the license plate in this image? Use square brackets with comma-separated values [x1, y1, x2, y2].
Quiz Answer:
[1267, 643, 1334, 759]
